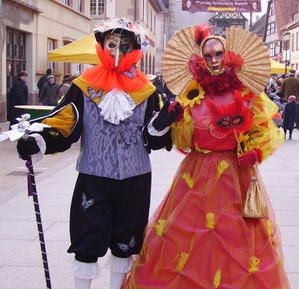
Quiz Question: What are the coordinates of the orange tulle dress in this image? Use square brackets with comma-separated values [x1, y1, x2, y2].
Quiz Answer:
[123, 83, 290, 289]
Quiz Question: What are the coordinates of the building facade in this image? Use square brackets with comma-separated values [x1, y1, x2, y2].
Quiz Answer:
[0, 0, 91, 121]
[264, 0, 299, 70]
[1, 0, 170, 122]
[281, 9, 299, 70]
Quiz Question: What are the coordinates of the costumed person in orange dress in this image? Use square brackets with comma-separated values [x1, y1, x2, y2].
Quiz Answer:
[15, 18, 180, 289]
[123, 25, 291, 289]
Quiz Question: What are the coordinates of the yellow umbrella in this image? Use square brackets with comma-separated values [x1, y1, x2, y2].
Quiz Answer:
[48, 34, 99, 64]
[270, 58, 290, 74]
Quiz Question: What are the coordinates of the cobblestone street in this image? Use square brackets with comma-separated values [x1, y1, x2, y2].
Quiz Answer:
[0, 121, 298, 288]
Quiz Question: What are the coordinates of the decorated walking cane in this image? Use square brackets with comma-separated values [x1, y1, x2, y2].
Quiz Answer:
[0, 115, 52, 288]
[26, 156, 52, 289]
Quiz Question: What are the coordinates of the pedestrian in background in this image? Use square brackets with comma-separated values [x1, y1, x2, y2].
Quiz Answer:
[283, 95, 297, 140]
[39, 75, 60, 106]
[7, 71, 28, 127]
[37, 68, 52, 101]
[280, 70, 299, 100]
[57, 74, 73, 103]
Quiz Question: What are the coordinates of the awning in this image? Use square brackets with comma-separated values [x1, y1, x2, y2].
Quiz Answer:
[270, 58, 291, 74]
[48, 34, 99, 64]
[48, 37, 290, 75]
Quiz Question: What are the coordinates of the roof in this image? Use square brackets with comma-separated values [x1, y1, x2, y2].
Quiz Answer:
[283, 19, 299, 30]
[250, 13, 267, 37]
[274, 0, 299, 38]
[210, 12, 247, 22]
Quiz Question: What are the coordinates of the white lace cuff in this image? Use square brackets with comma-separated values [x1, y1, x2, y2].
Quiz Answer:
[147, 113, 170, 136]
[109, 255, 134, 273]
[30, 133, 46, 163]
[72, 259, 100, 279]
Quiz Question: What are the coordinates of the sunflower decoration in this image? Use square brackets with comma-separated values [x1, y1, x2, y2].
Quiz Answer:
[178, 80, 205, 108]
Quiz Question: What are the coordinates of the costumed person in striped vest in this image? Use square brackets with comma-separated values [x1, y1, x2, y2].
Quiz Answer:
[122, 25, 291, 289]
[15, 18, 180, 289]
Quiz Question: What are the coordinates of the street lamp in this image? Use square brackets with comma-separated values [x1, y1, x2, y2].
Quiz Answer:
[283, 31, 291, 74]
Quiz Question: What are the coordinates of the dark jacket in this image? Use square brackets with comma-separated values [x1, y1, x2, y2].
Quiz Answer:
[8, 79, 28, 122]
[37, 74, 49, 99]
[280, 77, 299, 100]
[39, 82, 60, 106]
[283, 102, 297, 130]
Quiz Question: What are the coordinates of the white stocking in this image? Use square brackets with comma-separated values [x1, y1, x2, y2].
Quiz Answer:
[72, 259, 100, 289]
[74, 278, 92, 289]
[109, 271, 126, 289]
[109, 255, 134, 289]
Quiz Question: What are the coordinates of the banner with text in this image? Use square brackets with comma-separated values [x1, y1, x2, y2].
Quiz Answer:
[182, 0, 261, 13]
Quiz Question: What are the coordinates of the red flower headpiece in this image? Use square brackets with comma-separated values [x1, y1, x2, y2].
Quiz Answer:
[194, 24, 212, 47]
[223, 51, 244, 74]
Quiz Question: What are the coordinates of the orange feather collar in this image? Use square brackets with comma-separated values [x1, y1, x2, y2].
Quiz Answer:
[82, 44, 148, 92]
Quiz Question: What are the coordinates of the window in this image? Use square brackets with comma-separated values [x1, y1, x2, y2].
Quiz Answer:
[63, 40, 71, 74]
[90, 0, 105, 16]
[75, 64, 83, 75]
[275, 41, 281, 55]
[146, 4, 150, 27]
[149, 54, 152, 74]
[269, 43, 275, 57]
[47, 38, 57, 72]
[6, 28, 27, 92]
[266, 22, 276, 35]
[297, 31, 299, 51]
[269, 5, 274, 16]
[145, 53, 148, 74]
[140, 57, 144, 72]
[64, 0, 72, 6]
[292, 12, 299, 21]
[292, 33, 295, 52]
[150, 10, 153, 31]
[78, 0, 84, 12]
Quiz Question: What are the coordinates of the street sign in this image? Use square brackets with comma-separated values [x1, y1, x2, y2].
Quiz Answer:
[182, 0, 261, 13]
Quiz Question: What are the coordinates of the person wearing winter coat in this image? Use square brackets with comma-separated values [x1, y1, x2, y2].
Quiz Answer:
[8, 71, 29, 127]
[37, 68, 52, 100]
[39, 75, 60, 106]
[283, 95, 297, 139]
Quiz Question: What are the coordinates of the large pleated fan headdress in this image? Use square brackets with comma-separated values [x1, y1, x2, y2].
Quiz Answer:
[161, 26, 270, 96]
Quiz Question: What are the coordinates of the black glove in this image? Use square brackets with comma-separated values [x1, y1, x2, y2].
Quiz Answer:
[152, 101, 182, 131]
[17, 135, 40, 160]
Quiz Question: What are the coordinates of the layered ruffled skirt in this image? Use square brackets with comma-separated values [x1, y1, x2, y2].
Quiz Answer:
[123, 151, 290, 289]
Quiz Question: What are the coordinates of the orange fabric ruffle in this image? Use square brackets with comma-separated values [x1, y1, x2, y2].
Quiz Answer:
[123, 151, 290, 289]
[82, 44, 148, 92]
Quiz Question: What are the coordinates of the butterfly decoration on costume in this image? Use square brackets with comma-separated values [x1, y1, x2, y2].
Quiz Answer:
[117, 236, 136, 252]
[81, 192, 95, 211]
[88, 87, 103, 100]
[194, 91, 253, 139]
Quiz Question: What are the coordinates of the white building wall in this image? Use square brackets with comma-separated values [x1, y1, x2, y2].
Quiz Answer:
[0, 0, 91, 121]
